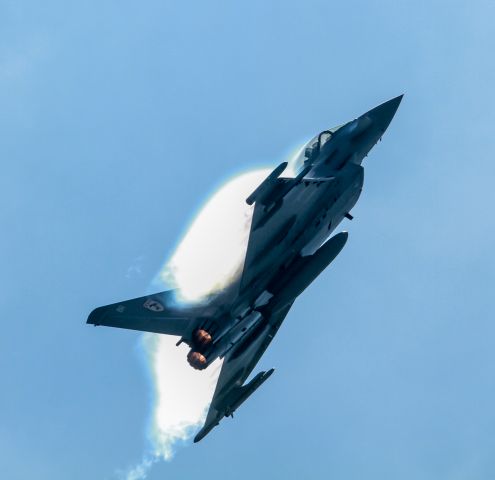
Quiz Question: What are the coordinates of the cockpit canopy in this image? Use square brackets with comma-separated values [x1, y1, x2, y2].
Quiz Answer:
[288, 123, 344, 175]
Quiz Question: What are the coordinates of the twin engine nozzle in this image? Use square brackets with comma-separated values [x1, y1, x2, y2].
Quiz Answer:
[187, 329, 213, 370]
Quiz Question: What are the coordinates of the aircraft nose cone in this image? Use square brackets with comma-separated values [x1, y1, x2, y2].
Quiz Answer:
[365, 94, 403, 133]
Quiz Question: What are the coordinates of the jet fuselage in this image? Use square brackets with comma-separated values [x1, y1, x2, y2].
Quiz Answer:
[87, 96, 403, 441]
[184, 96, 403, 370]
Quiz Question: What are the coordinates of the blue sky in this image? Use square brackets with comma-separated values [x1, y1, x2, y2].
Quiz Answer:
[1, 1, 495, 478]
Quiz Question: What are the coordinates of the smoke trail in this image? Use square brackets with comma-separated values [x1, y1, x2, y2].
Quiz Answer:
[121, 169, 271, 479]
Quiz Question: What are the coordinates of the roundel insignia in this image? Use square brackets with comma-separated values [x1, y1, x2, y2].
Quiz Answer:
[143, 298, 165, 312]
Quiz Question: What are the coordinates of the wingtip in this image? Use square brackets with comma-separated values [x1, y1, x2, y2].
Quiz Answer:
[86, 306, 102, 325]
[193, 423, 216, 443]
[194, 414, 223, 443]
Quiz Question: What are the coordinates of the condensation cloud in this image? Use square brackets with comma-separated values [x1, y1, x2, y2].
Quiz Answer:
[123, 169, 272, 479]
[159, 169, 272, 303]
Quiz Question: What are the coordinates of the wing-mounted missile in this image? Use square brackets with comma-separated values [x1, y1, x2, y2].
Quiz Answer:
[249, 164, 314, 231]
[246, 162, 288, 206]
[193, 368, 275, 443]
[223, 368, 275, 417]
[261, 164, 312, 209]
[246, 161, 313, 211]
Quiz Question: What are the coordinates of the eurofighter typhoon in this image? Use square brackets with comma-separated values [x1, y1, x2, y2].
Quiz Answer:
[87, 96, 402, 442]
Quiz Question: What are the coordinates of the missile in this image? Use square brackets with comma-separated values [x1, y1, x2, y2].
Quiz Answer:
[251, 165, 313, 231]
[224, 368, 275, 417]
[193, 369, 275, 443]
[263, 164, 312, 209]
[246, 162, 288, 206]
[267, 231, 348, 311]
[247, 161, 313, 217]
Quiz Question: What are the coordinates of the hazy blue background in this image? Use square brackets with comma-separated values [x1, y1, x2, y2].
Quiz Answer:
[1, 1, 494, 478]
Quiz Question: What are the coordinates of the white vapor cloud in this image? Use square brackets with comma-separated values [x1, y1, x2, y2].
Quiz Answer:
[160, 170, 272, 303]
[123, 457, 156, 480]
[120, 145, 308, 479]
[122, 169, 272, 479]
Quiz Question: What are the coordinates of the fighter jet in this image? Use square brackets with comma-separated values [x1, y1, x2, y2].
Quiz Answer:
[87, 95, 403, 442]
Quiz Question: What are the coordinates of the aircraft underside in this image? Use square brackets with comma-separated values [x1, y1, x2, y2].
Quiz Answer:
[87, 95, 403, 442]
